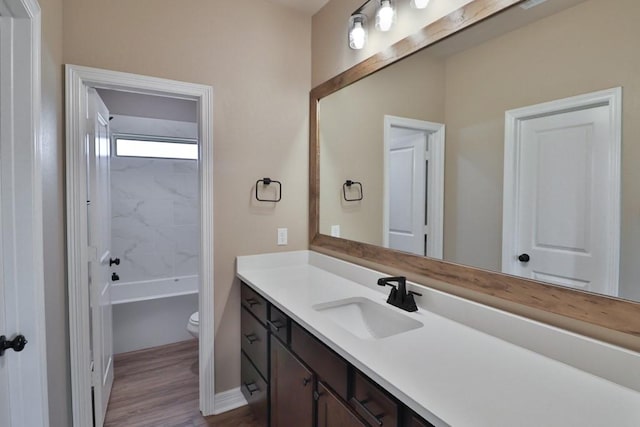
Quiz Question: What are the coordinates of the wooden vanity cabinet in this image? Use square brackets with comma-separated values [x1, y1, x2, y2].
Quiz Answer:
[241, 307, 269, 378]
[268, 305, 290, 344]
[241, 283, 267, 323]
[290, 322, 348, 400]
[270, 335, 314, 427]
[240, 281, 435, 427]
[352, 370, 399, 427]
[404, 411, 435, 427]
[241, 352, 268, 425]
[317, 381, 368, 427]
[240, 283, 269, 427]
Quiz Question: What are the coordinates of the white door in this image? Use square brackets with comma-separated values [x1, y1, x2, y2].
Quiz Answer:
[503, 92, 620, 296]
[0, 1, 49, 425]
[383, 116, 445, 258]
[386, 130, 427, 256]
[87, 89, 114, 426]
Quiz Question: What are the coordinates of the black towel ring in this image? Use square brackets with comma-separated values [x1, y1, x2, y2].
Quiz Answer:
[255, 178, 282, 202]
[343, 180, 363, 202]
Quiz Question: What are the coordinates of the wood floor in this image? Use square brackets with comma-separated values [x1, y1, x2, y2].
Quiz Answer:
[105, 340, 261, 427]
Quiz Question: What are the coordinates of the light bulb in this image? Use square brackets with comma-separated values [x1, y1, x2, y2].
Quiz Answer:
[376, 0, 395, 32]
[411, 0, 430, 9]
[349, 20, 366, 50]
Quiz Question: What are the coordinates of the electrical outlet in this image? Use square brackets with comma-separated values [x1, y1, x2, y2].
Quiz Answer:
[277, 228, 288, 246]
[331, 225, 340, 237]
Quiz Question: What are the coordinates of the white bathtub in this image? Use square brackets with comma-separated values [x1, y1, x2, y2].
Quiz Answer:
[111, 276, 199, 354]
[111, 275, 198, 305]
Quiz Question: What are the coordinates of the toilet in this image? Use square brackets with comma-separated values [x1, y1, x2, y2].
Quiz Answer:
[187, 311, 199, 338]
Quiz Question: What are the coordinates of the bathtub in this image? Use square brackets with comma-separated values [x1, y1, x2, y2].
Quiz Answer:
[111, 275, 199, 354]
[111, 275, 199, 305]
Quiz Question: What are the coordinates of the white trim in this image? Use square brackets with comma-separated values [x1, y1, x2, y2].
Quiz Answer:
[382, 115, 445, 258]
[65, 65, 216, 426]
[502, 87, 622, 296]
[0, 0, 49, 425]
[213, 387, 248, 415]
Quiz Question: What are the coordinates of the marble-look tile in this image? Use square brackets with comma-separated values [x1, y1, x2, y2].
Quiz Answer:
[173, 160, 198, 173]
[174, 199, 199, 225]
[112, 237, 174, 282]
[111, 157, 200, 283]
[112, 198, 173, 226]
[174, 225, 199, 276]
[111, 171, 156, 200]
[153, 173, 198, 200]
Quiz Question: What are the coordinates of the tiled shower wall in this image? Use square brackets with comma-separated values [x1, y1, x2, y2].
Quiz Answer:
[111, 156, 199, 283]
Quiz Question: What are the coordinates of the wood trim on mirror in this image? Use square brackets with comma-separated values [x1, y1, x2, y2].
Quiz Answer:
[309, 0, 640, 352]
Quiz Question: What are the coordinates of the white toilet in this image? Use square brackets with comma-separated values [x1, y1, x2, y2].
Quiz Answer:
[187, 311, 199, 338]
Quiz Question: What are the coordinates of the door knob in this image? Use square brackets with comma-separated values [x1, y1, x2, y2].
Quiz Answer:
[109, 257, 120, 266]
[518, 253, 531, 263]
[0, 334, 28, 357]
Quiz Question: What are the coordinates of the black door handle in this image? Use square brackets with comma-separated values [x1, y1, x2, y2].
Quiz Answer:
[109, 257, 120, 266]
[518, 253, 531, 263]
[0, 334, 28, 356]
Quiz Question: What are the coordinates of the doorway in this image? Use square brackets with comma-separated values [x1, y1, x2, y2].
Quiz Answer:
[66, 65, 216, 426]
[502, 88, 621, 296]
[383, 115, 445, 258]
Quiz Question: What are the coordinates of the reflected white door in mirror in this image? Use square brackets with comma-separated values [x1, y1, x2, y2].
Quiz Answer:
[383, 116, 444, 258]
[502, 88, 621, 296]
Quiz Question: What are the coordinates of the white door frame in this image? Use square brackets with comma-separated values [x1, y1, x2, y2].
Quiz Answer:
[502, 87, 622, 296]
[383, 115, 445, 258]
[65, 65, 216, 425]
[0, 0, 49, 425]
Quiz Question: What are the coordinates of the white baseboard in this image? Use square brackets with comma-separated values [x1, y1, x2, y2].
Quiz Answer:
[213, 387, 248, 415]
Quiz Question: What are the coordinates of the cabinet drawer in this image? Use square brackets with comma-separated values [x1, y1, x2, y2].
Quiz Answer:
[351, 371, 398, 427]
[241, 282, 267, 325]
[317, 381, 367, 427]
[268, 305, 290, 344]
[291, 322, 348, 400]
[241, 352, 268, 427]
[241, 306, 268, 379]
[405, 412, 435, 427]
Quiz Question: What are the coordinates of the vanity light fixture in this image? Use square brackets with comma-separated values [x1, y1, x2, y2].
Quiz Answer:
[376, 0, 395, 32]
[411, 0, 430, 9]
[348, 0, 428, 49]
[349, 14, 367, 50]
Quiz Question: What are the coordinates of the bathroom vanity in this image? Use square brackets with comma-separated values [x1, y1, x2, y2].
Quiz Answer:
[236, 251, 640, 427]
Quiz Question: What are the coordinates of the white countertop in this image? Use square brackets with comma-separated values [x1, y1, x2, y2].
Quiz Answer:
[236, 251, 640, 427]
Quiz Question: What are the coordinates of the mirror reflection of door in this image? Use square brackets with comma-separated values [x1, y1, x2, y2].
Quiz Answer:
[502, 89, 621, 296]
[383, 116, 445, 258]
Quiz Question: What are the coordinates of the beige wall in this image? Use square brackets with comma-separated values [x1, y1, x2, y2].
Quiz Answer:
[320, 51, 445, 245]
[39, 0, 70, 425]
[312, 0, 473, 86]
[63, 0, 311, 394]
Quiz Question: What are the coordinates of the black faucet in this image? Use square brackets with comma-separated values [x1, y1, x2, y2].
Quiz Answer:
[377, 276, 422, 312]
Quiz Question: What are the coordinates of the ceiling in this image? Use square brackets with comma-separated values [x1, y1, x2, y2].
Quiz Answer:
[264, 0, 330, 15]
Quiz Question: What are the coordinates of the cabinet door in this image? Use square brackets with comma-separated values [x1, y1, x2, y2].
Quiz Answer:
[270, 336, 314, 427]
[317, 381, 367, 427]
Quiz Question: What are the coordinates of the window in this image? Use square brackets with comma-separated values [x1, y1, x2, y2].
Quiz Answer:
[114, 137, 198, 160]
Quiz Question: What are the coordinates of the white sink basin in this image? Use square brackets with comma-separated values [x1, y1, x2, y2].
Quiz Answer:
[313, 297, 423, 339]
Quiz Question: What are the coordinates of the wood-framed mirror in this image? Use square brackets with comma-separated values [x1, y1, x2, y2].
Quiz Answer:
[309, 0, 640, 351]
